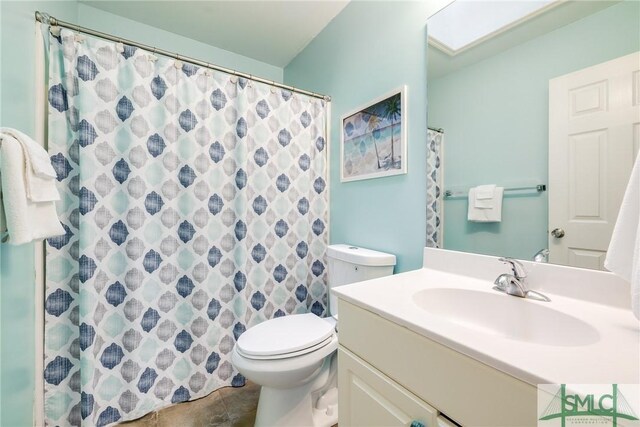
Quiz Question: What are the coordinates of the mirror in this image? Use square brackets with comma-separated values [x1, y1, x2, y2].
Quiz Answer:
[426, 0, 640, 269]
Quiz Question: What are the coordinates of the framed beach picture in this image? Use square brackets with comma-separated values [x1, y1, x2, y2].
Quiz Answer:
[340, 86, 407, 182]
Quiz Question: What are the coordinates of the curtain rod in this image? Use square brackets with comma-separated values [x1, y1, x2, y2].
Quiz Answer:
[34, 11, 331, 102]
[428, 126, 444, 133]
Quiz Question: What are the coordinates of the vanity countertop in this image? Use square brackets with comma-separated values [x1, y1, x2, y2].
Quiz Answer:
[332, 249, 640, 387]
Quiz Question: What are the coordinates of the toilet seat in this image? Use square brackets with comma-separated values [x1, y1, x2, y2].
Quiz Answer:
[237, 335, 334, 360]
[236, 313, 335, 360]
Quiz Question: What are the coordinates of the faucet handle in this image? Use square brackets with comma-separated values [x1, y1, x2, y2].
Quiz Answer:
[498, 257, 527, 280]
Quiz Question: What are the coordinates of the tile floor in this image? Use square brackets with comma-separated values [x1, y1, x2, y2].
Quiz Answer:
[118, 381, 260, 427]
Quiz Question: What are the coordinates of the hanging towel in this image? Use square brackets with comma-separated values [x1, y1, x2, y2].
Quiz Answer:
[474, 184, 496, 209]
[604, 154, 640, 320]
[0, 128, 59, 202]
[0, 130, 65, 245]
[468, 185, 503, 222]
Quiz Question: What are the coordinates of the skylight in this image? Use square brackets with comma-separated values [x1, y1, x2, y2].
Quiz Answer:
[428, 0, 559, 55]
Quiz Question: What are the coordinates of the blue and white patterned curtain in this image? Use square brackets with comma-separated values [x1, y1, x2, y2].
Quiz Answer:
[426, 129, 443, 248]
[43, 28, 328, 426]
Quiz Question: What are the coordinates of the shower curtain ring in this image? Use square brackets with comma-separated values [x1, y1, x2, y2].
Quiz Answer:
[115, 37, 125, 53]
[36, 12, 51, 25]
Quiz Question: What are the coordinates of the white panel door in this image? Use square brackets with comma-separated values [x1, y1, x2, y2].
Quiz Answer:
[549, 51, 640, 269]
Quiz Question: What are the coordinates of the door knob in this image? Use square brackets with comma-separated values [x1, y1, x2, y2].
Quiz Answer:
[551, 228, 565, 238]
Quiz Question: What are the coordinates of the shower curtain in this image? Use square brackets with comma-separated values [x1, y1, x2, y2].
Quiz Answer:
[426, 129, 443, 248]
[43, 27, 328, 426]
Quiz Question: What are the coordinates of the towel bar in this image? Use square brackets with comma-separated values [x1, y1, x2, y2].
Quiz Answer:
[444, 184, 546, 198]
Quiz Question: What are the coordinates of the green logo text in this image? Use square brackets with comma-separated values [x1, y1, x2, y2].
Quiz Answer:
[539, 384, 639, 427]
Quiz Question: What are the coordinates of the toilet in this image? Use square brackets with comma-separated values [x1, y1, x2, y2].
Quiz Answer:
[231, 244, 396, 427]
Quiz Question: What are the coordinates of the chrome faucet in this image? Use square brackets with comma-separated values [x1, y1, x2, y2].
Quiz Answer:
[533, 248, 549, 263]
[494, 257, 528, 297]
[494, 257, 550, 302]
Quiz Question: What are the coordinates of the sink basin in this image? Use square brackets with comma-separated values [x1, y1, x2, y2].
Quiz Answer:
[412, 288, 600, 347]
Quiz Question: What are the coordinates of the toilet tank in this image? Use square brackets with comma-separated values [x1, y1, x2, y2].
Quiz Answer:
[326, 244, 396, 317]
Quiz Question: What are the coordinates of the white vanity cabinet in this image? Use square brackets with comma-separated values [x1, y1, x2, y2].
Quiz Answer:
[337, 300, 539, 427]
[339, 347, 438, 427]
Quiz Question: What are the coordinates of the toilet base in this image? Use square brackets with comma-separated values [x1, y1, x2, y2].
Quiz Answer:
[254, 354, 338, 427]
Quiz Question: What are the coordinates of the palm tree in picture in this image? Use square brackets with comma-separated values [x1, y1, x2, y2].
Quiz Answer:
[367, 113, 382, 169]
[382, 94, 401, 168]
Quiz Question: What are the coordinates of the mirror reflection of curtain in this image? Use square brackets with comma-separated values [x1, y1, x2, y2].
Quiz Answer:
[426, 129, 443, 248]
[43, 28, 328, 426]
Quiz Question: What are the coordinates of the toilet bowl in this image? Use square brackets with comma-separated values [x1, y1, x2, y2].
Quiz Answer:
[231, 244, 396, 427]
[231, 313, 339, 427]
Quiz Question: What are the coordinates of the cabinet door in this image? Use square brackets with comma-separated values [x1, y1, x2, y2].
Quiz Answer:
[338, 347, 438, 427]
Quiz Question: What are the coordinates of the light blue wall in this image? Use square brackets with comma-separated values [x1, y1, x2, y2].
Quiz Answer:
[284, 1, 441, 273]
[0, 3, 282, 425]
[77, 3, 283, 83]
[428, 0, 640, 260]
[1, 4, 78, 425]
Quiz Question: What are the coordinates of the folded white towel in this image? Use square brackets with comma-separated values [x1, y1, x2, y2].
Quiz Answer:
[605, 154, 640, 320]
[0, 128, 57, 178]
[468, 186, 503, 222]
[0, 128, 59, 202]
[474, 184, 496, 209]
[0, 134, 65, 245]
[475, 184, 496, 200]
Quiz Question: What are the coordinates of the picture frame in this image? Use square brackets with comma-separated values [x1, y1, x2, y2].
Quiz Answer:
[340, 85, 407, 182]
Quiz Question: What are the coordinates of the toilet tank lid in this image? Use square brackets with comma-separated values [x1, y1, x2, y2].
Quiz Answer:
[327, 244, 396, 267]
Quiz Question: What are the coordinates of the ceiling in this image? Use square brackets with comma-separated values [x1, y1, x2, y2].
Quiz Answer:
[79, 0, 350, 68]
[427, 0, 620, 80]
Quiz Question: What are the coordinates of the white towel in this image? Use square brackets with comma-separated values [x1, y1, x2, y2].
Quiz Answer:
[605, 154, 640, 320]
[474, 184, 496, 209]
[0, 128, 59, 202]
[0, 132, 65, 245]
[468, 185, 503, 222]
